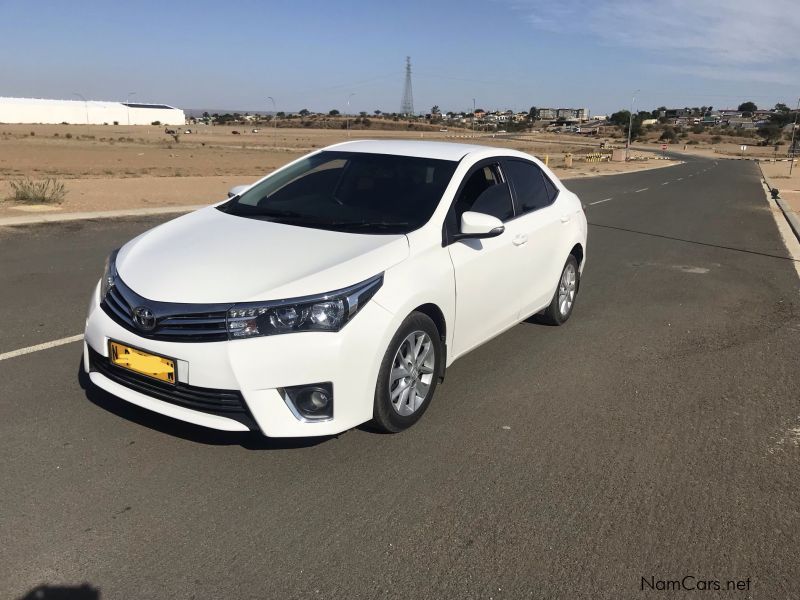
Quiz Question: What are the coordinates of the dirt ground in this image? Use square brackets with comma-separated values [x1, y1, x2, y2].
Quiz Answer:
[0, 124, 678, 216]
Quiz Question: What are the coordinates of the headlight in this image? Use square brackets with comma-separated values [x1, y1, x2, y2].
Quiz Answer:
[100, 249, 119, 300]
[227, 273, 383, 339]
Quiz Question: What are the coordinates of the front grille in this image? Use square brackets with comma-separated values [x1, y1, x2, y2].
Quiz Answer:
[101, 276, 230, 342]
[88, 346, 256, 429]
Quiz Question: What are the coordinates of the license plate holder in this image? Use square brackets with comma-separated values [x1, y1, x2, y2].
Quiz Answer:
[108, 340, 176, 385]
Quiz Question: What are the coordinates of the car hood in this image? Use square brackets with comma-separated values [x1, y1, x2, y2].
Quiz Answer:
[116, 207, 409, 303]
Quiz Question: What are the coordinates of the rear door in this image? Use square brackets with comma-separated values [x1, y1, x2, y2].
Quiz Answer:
[501, 158, 565, 317]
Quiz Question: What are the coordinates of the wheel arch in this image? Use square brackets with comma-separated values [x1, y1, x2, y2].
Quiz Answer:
[410, 302, 448, 381]
[569, 242, 584, 267]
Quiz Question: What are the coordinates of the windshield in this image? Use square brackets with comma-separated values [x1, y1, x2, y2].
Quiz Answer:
[218, 151, 458, 234]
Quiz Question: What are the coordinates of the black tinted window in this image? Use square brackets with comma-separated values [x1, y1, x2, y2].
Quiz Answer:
[218, 151, 457, 234]
[504, 159, 555, 213]
[542, 172, 559, 202]
[453, 165, 513, 222]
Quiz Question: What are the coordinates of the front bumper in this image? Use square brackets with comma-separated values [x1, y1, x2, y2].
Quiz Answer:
[84, 283, 396, 437]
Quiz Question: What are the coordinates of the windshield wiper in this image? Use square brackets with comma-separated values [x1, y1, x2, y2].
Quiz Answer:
[246, 209, 310, 221]
[326, 221, 410, 230]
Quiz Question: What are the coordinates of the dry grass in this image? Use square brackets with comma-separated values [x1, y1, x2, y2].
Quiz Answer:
[7, 177, 67, 204]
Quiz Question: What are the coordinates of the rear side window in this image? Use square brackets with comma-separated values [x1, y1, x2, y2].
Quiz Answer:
[504, 159, 557, 214]
[542, 172, 559, 203]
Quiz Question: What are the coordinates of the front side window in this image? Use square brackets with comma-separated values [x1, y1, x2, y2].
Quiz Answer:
[503, 159, 557, 214]
[218, 151, 458, 234]
[452, 164, 514, 222]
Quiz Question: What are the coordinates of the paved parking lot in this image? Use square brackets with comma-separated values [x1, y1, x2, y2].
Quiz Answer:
[2, 155, 799, 599]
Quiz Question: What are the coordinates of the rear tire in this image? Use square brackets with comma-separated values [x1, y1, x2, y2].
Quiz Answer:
[372, 312, 443, 433]
[540, 255, 579, 326]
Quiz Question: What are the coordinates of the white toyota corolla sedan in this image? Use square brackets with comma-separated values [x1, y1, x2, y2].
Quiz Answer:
[83, 140, 587, 437]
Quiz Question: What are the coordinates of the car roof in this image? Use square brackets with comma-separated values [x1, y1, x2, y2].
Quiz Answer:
[324, 139, 503, 161]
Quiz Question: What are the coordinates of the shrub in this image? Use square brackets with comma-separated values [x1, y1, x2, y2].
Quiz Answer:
[113, 121, 119, 125]
[659, 127, 678, 143]
[65, 133, 73, 139]
[711, 135, 722, 144]
[691, 124, 704, 134]
[29, 131, 35, 136]
[151, 120, 161, 126]
[8, 177, 67, 204]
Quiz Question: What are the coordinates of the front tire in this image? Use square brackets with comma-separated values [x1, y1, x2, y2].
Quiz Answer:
[372, 312, 443, 433]
[540, 255, 579, 325]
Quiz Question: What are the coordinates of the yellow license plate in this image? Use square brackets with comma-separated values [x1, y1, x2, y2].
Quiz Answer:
[109, 341, 176, 384]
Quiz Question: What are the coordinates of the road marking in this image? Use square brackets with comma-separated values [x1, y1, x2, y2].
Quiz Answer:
[661, 182, 670, 185]
[634, 188, 649, 193]
[688, 174, 693, 177]
[0, 334, 84, 362]
[590, 197, 613, 205]
[677, 177, 684, 181]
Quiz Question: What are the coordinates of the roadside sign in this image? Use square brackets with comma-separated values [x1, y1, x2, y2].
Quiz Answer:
[661, 144, 667, 150]
[740, 145, 747, 152]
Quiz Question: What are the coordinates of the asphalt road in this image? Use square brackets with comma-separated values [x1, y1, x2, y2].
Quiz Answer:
[2, 155, 799, 599]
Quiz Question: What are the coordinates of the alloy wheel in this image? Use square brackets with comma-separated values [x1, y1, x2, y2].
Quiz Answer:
[389, 330, 436, 416]
[558, 262, 577, 317]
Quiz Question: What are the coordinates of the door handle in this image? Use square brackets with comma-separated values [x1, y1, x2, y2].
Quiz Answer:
[560, 214, 571, 223]
[512, 234, 528, 246]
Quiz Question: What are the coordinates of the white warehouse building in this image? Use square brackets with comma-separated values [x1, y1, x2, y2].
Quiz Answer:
[0, 97, 186, 126]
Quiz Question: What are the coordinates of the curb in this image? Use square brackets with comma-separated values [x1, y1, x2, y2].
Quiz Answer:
[776, 197, 800, 241]
[758, 162, 800, 243]
[0, 204, 206, 227]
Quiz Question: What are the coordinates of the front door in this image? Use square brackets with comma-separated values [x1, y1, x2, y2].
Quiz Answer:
[446, 162, 530, 358]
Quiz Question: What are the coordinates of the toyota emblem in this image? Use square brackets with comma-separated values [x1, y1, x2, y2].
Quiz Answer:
[132, 306, 156, 332]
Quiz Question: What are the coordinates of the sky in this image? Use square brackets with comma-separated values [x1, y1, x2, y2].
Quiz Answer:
[1, 0, 798, 116]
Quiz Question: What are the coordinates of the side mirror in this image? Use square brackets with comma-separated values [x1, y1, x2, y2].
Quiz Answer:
[455, 211, 505, 240]
[227, 184, 249, 198]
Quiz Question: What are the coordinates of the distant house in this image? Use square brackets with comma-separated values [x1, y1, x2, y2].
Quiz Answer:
[665, 108, 692, 119]
[726, 117, 756, 129]
[538, 108, 557, 120]
[556, 108, 588, 121]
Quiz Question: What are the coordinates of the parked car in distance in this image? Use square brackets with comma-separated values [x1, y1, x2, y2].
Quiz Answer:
[83, 140, 587, 437]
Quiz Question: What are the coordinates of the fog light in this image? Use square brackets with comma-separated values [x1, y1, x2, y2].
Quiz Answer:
[281, 383, 333, 421]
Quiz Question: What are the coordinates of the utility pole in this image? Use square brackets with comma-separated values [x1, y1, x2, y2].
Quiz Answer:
[126, 91, 136, 126]
[401, 56, 414, 116]
[347, 93, 356, 137]
[790, 97, 799, 176]
[267, 96, 276, 148]
[626, 89, 639, 161]
[472, 98, 476, 137]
